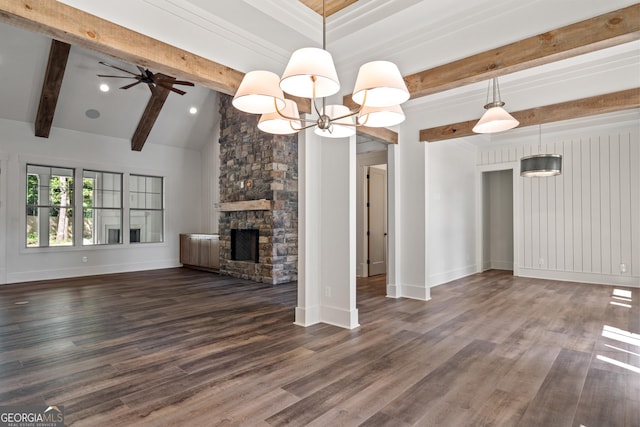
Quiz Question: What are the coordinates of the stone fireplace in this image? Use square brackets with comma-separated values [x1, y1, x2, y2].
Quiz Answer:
[217, 94, 298, 284]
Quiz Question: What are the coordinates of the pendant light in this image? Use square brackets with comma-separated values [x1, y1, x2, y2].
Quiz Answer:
[520, 125, 562, 177]
[472, 77, 519, 134]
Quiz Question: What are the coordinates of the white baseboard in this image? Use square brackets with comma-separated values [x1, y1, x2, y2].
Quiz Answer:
[429, 264, 477, 288]
[294, 305, 320, 327]
[518, 268, 640, 288]
[490, 260, 514, 271]
[386, 283, 400, 298]
[397, 283, 431, 300]
[5, 259, 181, 284]
[320, 305, 360, 329]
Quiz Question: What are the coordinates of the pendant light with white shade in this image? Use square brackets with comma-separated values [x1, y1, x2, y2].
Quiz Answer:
[472, 77, 519, 134]
[231, 0, 409, 137]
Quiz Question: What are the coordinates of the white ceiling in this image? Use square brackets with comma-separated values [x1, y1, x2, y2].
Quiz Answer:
[0, 0, 638, 151]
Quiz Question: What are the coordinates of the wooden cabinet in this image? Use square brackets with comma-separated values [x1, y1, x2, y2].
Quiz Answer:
[180, 234, 220, 271]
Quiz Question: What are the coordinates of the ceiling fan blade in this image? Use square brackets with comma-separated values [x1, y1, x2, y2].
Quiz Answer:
[154, 75, 194, 87]
[168, 86, 187, 96]
[99, 61, 139, 76]
[154, 80, 186, 95]
[170, 80, 195, 87]
[97, 74, 136, 79]
[120, 80, 143, 90]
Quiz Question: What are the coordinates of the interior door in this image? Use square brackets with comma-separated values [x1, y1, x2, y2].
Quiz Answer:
[368, 166, 387, 276]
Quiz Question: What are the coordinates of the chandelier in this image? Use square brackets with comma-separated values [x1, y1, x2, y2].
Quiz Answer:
[231, 1, 409, 137]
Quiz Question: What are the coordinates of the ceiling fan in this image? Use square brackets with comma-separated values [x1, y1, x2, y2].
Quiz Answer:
[97, 61, 194, 95]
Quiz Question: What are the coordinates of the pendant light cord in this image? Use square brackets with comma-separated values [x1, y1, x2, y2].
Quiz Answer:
[322, 0, 326, 114]
[322, 0, 326, 50]
[538, 124, 542, 154]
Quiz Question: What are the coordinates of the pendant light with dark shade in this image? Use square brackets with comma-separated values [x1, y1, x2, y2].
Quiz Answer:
[520, 125, 562, 177]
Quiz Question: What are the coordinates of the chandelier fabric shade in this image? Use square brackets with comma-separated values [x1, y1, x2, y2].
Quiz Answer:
[258, 99, 302, 135]
[358, 104, 405, 127]
[472, 77, 519, 134]
[351, 61, 410, 107]
[231, 70, 286, 114]
[280, 48, 341, 98]
[231, 0, 409, 138]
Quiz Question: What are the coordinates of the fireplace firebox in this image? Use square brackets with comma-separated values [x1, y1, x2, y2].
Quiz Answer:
[231, 229, 259, 263]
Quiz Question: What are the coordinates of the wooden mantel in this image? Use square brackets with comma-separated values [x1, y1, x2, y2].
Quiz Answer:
[216, 200, 272, 212]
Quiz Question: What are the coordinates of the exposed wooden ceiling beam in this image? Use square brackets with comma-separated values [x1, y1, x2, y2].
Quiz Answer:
[406, 4, 640, 99]
[344, 4, 640, 110]
[35, 39, 70, 138]
[298, 0, 358, 17]
[0, 0, 310, 114]
[0, 0, 243, 95]
[419, 88, 640, 142]
[131, 77, 173, 151]
[358, 126, 398, 144]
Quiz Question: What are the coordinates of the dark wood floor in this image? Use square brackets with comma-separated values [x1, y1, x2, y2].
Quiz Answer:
[0, 269, 638, 426]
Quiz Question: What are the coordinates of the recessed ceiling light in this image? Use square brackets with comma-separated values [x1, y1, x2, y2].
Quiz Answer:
[99, 83, 110, 92]
[86, 109, 100, 119]
[189, 107, 198, 115]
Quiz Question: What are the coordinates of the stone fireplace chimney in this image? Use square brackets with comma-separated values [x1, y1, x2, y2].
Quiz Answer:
[217, 94, 298, 284]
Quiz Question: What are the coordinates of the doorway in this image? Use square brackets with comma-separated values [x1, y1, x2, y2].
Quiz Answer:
[481, 169, 514, 271]
[367, 165, 387, 276]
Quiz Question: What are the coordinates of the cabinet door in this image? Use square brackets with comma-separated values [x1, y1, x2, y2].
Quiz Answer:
[198, 238, 211, 268]
[180, 235, 200, 266]
[180, 234, 191, 265]
[210, 239, 220, 269]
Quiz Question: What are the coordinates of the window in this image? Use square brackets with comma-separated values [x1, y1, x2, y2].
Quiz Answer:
[129, 174, 164, 243]
[83, 170, 123, 245]
[25, 166, 164, 248]
[26, 164, 74, 247]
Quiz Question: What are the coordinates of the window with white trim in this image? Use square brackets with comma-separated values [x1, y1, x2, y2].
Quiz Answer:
[26, 164, 75, 247]
[129, 174, 164, 243]
[83, 170, 123, 245]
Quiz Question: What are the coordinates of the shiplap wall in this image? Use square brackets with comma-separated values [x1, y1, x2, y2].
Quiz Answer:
[478, 124, 639, 287]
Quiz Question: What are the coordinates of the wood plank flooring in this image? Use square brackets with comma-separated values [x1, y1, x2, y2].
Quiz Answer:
[0, 269, 638, 426]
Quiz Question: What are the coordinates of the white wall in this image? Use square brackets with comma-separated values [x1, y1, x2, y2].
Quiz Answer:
[0, 118, 203, 284]
[427, 140, 477, 287]
[478, 113, 640, 287]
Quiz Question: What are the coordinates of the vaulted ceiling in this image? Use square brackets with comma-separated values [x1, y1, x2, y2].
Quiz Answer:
[0, 0, 638, 152]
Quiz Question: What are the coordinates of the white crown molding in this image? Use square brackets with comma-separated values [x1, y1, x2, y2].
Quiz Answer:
[142, 0, 292, 68]
[244, 0, 322, 42]
[334, 0, 520, 71]
[328, 0, 422, 41]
